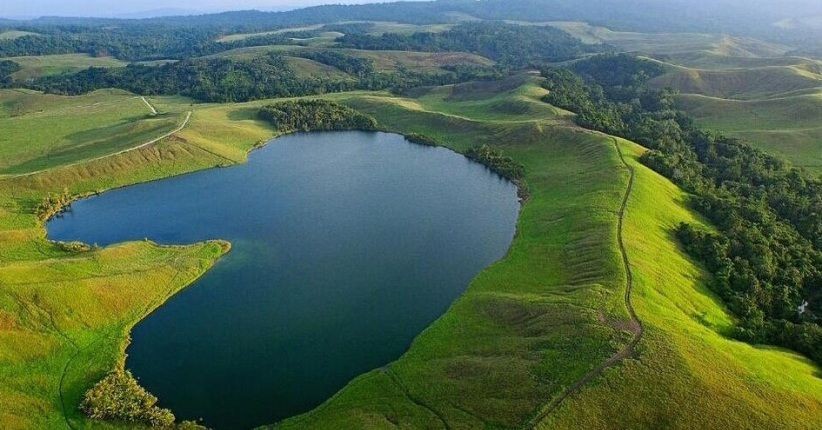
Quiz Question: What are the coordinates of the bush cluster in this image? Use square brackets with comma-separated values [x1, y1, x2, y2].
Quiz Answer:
[465, 144, 528, 198]
[258, 99, 377, 133]
[81, 369, 175, 427]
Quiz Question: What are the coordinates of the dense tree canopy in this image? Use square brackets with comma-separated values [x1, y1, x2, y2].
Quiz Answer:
[465, 144, 528, 198]
[0, 59, 20, 86]
[258, 99, 377, 132]
[28, 50, 499, 103]
[337, 22, 602, 66]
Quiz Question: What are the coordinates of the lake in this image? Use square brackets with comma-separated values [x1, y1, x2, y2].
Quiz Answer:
[47, 131, 519, 429]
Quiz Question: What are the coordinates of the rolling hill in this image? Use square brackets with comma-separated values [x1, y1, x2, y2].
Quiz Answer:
[639, 54, 822, 173]
[1, 75, 818, 429]
[0, 6, 820, 429]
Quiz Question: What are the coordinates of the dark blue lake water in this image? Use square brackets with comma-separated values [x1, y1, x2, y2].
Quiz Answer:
[47, 131, 519, 429]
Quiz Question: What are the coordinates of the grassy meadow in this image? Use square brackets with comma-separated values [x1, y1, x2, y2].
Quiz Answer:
[0, 73, 819, 430]
[537, 137, 822, 429]
[215, 21, 454, 43]
[535, 20, 822, 174]
[6, 54, 128, 82]
[0, 90, 186, 176]
[676, 90, 822, 172]
[643, 56, 822, 174]
[545, 21, 789, 57]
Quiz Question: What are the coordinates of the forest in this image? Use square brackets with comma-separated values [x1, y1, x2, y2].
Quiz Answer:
[27, 51, 495, 102]
[336, 22, 600, 66]
[0, 25, 329, 61]
[541, 54, 822, 363]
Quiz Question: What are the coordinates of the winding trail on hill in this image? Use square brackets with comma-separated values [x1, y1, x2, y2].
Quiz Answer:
[385, 368, 451, 429]
[0, 111, 191, 180]
[140, 96, 158, 115]
[526, 137, 644, 429]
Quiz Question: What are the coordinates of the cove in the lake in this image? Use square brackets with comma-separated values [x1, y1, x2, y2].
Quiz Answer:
[47, 131, 519, 429]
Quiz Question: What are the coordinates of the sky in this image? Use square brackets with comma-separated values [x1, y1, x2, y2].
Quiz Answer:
[0, 0, 385, 19]
[2, 0, 820, 20]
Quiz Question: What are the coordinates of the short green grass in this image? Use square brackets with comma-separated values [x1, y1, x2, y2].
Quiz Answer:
[286, 56, 355, 81]
[361, 21, 454, 35]
[0, 90, 185, 175]
[7, 54, 128, 82]
[216, 25, 325, 42]
[676, 91, 822, 172]
[648, 64, 822, 100]
[215, 21, 454, 43]
[0, 90, 270, 429]
[343, 49, 493, 72]
[640, 53, 822, 174]
[0, 75, 819, 430]
[536, 137, 821, 429]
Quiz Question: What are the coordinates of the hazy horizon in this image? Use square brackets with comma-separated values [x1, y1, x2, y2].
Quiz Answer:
[0, 0, 392, 19]
[2, 0, 820, 21]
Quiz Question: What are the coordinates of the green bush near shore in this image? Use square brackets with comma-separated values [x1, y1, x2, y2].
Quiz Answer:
[258, 99, 377, 132]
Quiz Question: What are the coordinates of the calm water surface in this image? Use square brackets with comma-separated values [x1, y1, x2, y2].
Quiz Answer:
[48, 131, 519, 429]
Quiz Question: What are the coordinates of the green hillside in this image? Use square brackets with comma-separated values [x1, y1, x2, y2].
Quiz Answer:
[677, 91, 822, 172]
[601, 33, 820, 174]
[0, 89, 184, 176]
[1, 7, 821, 428]
[546, 21, 790, 57]
[0, 30, 40, 40]
[539, 20, 822, 174]
[539, 137, 821, 428]
[648, 64, 822, 100]
[6, 54, 128, 82]
[1, 76, 818, 429]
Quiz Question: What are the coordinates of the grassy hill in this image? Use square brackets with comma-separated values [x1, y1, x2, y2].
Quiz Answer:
[0, 88, 272, 429]
[648, 63, 822, 99]
[0, 30, 40, 40]
[0, 89, 184, 176]
[216, 21, 455, 42]
[546, 21, 790, 57]
[6, 54, 128, 83]
[206, 44, 494, 75]
[0, 75, 819, 429]
[216, 24, 327, 42]
[676, 91, 822, 172]
[537, 137, 821, 428]
[637, 54, 822, 173]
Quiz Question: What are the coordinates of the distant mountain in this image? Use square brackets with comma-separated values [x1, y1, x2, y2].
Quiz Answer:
[114, 8, 204, 19]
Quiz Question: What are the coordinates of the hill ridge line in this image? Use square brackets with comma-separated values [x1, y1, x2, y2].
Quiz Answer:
[524, 136, 643, 428]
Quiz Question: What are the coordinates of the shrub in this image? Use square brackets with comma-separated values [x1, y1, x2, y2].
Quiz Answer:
[465, 144, 529, 199]
[81, 369, 175, 427]
[405, 133, 439, 147]
[35, 188, 71, 221]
